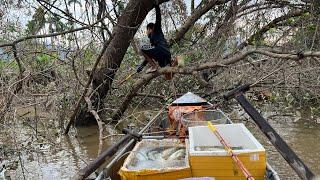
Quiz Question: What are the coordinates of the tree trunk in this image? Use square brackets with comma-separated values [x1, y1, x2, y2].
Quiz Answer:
[75, 0, 169, 126]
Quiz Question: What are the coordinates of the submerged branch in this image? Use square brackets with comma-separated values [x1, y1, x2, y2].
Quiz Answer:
[84, 96, 104, 156]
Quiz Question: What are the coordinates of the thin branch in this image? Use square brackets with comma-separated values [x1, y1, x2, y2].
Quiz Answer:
[238, 10, 306, 50]
[0, 13, 111, 48]
[36, 0, 86, 26]
[169, 0, 231, 46]
[64, 37, 112, 135]
[112, 48, 320, 121]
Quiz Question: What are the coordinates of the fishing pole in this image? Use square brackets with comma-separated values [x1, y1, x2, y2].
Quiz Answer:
[207, 122, 255, 180]
[118, 71, 138, 85]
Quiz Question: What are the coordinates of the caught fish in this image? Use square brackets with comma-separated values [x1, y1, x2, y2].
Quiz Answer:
[136, 151, 148, 161]
[147, 150, 161, 161]
[168, 149, 185, 160]
[128, 146, 187, 170]
[161, 147, 178, 160]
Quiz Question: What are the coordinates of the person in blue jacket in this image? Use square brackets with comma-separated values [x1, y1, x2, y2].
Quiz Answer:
[136, 2, 172, 74]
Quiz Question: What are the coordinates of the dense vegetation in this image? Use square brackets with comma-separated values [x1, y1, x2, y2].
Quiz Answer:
[1, 0, 320, 178]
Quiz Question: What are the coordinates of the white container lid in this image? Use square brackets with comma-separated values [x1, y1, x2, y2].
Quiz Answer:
[188, 123, 265, 156]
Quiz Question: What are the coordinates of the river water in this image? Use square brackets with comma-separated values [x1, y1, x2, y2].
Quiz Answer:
[1, 104, 320, 179]
[1, 125, 113, 179]
[230, 104, 320, 179]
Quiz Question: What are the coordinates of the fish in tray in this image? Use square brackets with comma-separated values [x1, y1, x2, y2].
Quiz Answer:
[144, 146, 185, 161]
[168, 149, 185, 160]
[147, 149, 162, 161]
[128, 146, 187, 170]
[135, 152, 149, 161]
[161, 147, 179, 160]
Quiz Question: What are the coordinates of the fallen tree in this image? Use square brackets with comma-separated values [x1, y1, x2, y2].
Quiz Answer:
[112, 48, 320, 121]
[65, 0, 239, 133]
[0, 0, 315, 134]
[65, 0, 172, 133]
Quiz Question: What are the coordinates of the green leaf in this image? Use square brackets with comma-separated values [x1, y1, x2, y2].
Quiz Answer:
[288, 17, 295, 24]
[269, 28, 276, 34]
[302, 12, 310, 17]
[26, 7, 46, 34]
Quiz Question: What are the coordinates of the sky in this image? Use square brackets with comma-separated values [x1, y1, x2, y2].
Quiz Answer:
[1, 0, 207, 47]
[4, 0, 203, 27]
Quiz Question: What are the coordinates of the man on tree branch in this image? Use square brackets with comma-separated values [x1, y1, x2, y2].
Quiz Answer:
[137, 1, 172, 74]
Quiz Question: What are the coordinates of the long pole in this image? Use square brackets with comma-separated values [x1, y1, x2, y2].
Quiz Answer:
[72, 134, 132, 180]
[224, 84, 315, 180]
[118, 71, 137, 85]
[73, 107, 165, 180]
[207, 122, 254, 180]
[103, 107, 166, 175]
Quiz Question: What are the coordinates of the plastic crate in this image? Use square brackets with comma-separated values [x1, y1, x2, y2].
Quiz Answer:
[119, 139, 191, 180]
[181, 110, 229, 127]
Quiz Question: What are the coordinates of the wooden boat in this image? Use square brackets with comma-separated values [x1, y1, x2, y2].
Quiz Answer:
[95, 92, 280, 180]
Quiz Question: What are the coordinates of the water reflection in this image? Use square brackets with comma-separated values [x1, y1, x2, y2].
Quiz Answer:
[8, 125, 113, 180]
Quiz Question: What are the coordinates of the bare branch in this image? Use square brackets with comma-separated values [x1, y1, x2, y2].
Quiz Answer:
[169, 0, 230, 46]
[238, 10, 306, 50]
[112, 48, 320, 121]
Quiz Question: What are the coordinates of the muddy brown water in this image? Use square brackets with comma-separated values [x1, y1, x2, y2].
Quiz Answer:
[230, 104, 320, 179]
[3, 126, 116, 179]
[2, 105, 320, 180]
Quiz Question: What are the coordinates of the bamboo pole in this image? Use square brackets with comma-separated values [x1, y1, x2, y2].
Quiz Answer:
[207, 122, 254, 180]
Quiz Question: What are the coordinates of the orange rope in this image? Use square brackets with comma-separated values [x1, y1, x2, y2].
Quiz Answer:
[208, 122, 255, 180]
